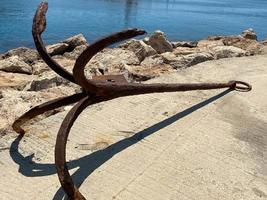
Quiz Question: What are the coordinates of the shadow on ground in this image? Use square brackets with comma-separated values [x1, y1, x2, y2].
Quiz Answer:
[9, 89, 231, 199]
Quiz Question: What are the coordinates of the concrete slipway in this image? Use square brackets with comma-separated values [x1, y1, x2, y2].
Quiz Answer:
[0, 55, 267, 199]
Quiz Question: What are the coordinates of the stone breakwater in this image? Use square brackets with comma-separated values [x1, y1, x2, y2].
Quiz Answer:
[0, 28, 266, 134]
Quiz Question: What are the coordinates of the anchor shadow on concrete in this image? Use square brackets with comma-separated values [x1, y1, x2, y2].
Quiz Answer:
[9, 89, 232, 199]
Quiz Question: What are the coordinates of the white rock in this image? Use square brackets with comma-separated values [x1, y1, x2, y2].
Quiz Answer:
[0, 56, 33, 74]
[147, 30, 173, 53]
[212, 46, 246, 59]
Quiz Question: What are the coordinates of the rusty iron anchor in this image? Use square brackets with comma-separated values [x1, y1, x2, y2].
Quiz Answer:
[12, 2, 252, 200]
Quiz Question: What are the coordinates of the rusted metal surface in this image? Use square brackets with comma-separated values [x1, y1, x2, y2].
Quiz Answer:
[12, 2, 252, 200]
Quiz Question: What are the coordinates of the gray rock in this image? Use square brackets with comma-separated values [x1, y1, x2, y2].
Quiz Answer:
[2, 47, 39, 64]
[62, 34, 88, 50]
[240, 28, 257, 40]
[212, 46, 246, 59]
[25, 71, 68, 91]
[46, 43, 69, 56]
[119, 39, 157, 62]
[172, 41, 198, 48]
[183, 52, 214, 67]
[147, 30, 173, 53]
[0, 56, 33, 74]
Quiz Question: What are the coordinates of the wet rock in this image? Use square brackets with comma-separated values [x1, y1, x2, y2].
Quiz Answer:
[63, 45, 88, 60]
[2, 47, 39, 64]
[212, 46, 246, 59]
[0, 56, 33, 74]
[0, 71, 35, 90]
[240, 28, 257, 40]
[62, 34, 88, 50]
[46, 43, 69, 56]
[147, 30, 173, 53]
[172, 41, 198, 48]
[25, 71, 69, 91]
[119, 39, 157, 62]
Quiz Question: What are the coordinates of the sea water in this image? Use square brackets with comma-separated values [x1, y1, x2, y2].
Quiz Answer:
[0, 0, 267, 52]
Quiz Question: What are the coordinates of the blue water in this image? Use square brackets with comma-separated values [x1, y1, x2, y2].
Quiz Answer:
[1, 0, 267, 53]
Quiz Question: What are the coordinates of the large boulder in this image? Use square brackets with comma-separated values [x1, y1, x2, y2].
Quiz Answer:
[119, 39, 157, 62]
[212, 46, 246, 59]
[2, 47, 39, 64]
[147, 30, 173, 53]
[62, 34, 88, 50]
[46, 43, 69, 56]
[240, 28, 257, 40]
[0, 56, 33, 74]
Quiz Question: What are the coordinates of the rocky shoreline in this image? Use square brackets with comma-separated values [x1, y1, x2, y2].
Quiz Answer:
[0, 28, 266, 135]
